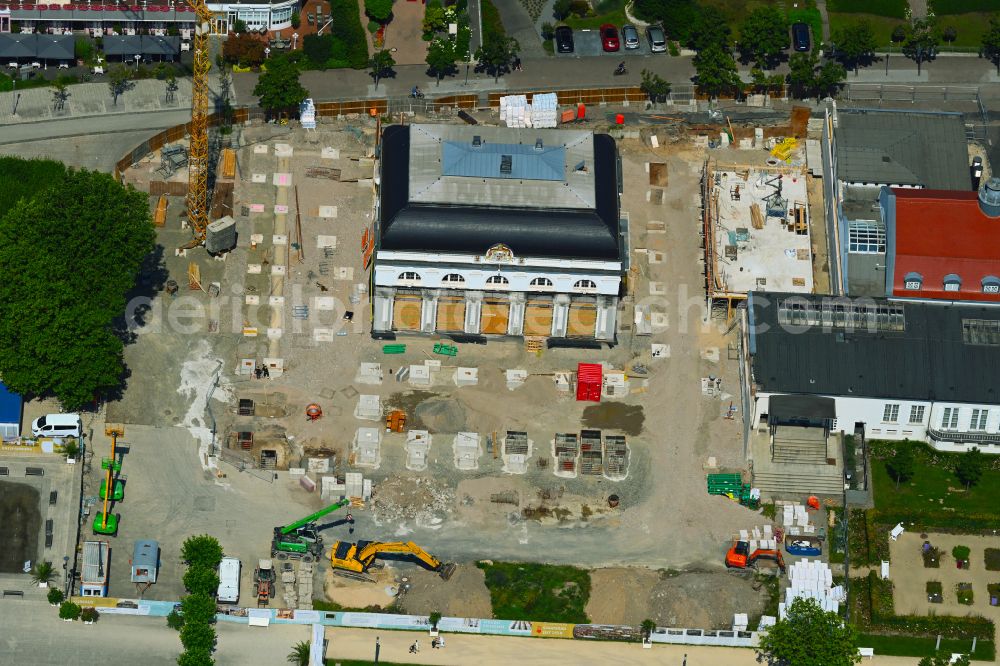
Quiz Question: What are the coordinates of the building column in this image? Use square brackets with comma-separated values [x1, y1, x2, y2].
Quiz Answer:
[420, 289, 439, 334]
[551, 294, 570, 338]
[372, 287, 394, 332]
[464, 290, 483, 334]
[507, 292, 526, 336]
[594, 295, 618, 341]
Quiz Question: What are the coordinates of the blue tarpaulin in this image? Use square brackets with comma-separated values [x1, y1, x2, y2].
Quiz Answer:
[0, 382, 22, 439]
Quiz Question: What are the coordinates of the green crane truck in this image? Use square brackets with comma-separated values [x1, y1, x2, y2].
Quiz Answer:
[271, 499, 351, 561]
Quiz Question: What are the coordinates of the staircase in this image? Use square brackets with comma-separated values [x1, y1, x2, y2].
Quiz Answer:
[751, 468, 844, 495]
[750, 425, 844, 497]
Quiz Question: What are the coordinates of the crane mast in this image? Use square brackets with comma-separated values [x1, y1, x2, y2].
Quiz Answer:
[184, 0, 213, 248]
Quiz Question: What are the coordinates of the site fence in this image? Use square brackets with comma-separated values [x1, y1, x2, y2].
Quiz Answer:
[68, 596, 761, 648]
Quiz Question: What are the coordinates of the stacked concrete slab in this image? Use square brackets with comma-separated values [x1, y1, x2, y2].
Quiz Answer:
[405, 430, 432, 471]
[352, 427, 382, 468]
[452, 432, 481, 471]
[354, 394, 381, 421]
[355, 362, 383, 385]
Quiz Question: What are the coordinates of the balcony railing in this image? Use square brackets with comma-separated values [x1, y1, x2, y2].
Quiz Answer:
[927, 428, 1000, 445]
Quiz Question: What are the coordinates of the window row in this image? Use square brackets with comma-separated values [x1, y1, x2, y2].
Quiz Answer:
[903, 272, 1000, 294]
[883, 403, 924, 425]
[397, 273, 597, 289]
[882, 404, 993, 431]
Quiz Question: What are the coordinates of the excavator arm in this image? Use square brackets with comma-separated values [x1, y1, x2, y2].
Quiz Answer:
[280, 499, 350, 535]
[355, 541, 443, 570]
[332, 540, 456, 580]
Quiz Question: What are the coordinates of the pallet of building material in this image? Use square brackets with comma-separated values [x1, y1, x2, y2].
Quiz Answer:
[579, 429, 603, 475]
[220, 148, 236, 180]
[603, 435, 629, 481]
[433, 343, 458, 357]
[153, 195, 168, 227]
[750, 203, 765, 230]
[707, 473, 743, 495]
[188, 262, 202, 291]
[503, 431, 529, 456]
[382, 344, 406, 354]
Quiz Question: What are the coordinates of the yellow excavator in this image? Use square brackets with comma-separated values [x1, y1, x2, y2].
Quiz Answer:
[330, 540, 456, 582]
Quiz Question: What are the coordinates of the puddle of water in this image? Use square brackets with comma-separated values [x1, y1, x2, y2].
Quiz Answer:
[0, 481, 41, 573]
[581, 403, 645, 436]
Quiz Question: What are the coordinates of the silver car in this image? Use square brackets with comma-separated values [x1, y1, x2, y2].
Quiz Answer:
[622, 24, 640, 50]
[647, 25, 667, 53]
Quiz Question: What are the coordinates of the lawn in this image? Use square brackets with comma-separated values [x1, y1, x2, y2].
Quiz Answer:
[478, 561, 591, 623]
[562, 0, 627, 30]
[871, 441, 1000, 530]
[931, 0, 1000, 14]
[933, 12, 993, 48]
[857, 634, 995, 660]
[828, 12, 905, 48]
[827, 0, 907, 18]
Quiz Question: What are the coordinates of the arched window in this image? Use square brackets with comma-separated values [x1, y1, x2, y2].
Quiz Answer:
[398, 271, 421, 282]
[486, 275, 509, 285]
[529, 277, 553, 287]
[982, 276, 1000, 294]
[943, 273, 962, 293]
[903, 272, 923, 291]
[574, 279, 597, 290]
[442, 273, 466, 284]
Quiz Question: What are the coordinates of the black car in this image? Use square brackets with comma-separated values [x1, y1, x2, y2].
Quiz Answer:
[792, 22, 810, 52]
[555, 26, 574, 53]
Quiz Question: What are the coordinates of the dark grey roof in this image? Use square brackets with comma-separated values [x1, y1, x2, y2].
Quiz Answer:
[378, 124, 622, 261]
[769, 395, 836, 421]
[103, 35, 178, 56]
[835, 109, 969, 190]
[0, 34, 38, 59]
[749, 292, 1000, 404]
[35, 35, 74, 61]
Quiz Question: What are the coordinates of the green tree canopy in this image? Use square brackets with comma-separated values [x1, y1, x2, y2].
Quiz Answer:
[365, 0, 393, 22]
[180, 592, 218, 626]
[633, 0, 699, 43]
[181, 535, 224, 570]
[919, 651, 971, 666]
[886, 445, 915, 488]
[368, 49, 396, 88]
[177, 648, 215, 666]
[107, 64, 132, 106]
[640, 69, 671, 102]
[287, 641, 310, 666]
[552, 0, 571, 20]
[180, 618, 217, 652]
[252, 55, 309, 116]
[739, 6, 788, 68]
[787, 51, 845, 98]
[982, 15, 1000, 75]
[757, 597, 860, 666]
[834, 20, 877, 73]
[694, 43, 741, 97]
[690, 5, 731, 52]
[955, 447, 984, 489]
[182, 566, 220, 596]
[902, 18, 939, 75]
[426, 38, 457, 84]
[475, 33, 520, 82]
[0, 165, 154, 410]
[223, 34, 266, 68]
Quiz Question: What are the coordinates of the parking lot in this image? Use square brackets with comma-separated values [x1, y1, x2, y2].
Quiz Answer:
[556, 27, 664, 59]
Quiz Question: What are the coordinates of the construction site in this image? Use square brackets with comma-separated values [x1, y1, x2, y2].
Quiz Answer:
[24, 96, 846, 630]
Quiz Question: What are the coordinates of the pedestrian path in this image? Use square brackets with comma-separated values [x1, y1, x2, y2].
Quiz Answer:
[491, 0, 546, 58]
[815, 0, 831, 43]
[909, 0, 928, 19]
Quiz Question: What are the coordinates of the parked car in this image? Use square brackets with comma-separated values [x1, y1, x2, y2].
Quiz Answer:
[555, 25, 574, 54]
[646, 25, 667, 53]
[601, 24, 620, 52]
[622, 24, 640, 50]
[792, 22, 810, 52]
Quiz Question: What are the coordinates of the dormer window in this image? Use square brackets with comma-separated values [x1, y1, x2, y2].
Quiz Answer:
[943, 274, 962, 293]
[574, 279, 597, 290]
[903, 272, 922, 291]
[398, 271, 422, 283]
[983, 276, 1000, 294]
[442, 273, 465, 284]
[486, 275, 509, 285]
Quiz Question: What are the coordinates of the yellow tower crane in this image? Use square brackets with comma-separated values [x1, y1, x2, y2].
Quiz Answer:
[181, 0, 214, 250]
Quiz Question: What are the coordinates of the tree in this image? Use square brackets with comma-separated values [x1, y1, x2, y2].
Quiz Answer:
[902, 18, 939, 75]
[428, 611, 442, 629]
[816, 60, 846, 97]
[640, 69, 671, 102]
[0, 166, 154, 410]
[475, 33, 519, 82]
[177, 648, 215, 666]
[180, 619, 217, 652]
[751, 67, 784, 93]
[80, 607, 99, 623]
[919, 652, 970, 666]
[541, 22, 555, 41]
[62, 438, 79, 461]
[222, 34, 266, 68]
[181, 535, 224, 570]
[955, 447, 984, 489]
[59, 601, 82, 621]
[291, 10, 300, 29]
[180, 592, 218, 626]
[252, 55, 309, 117]
[690, 5, 731, 52]
[694, 43, 741, 98]
[183, 566, 220, 596]
[51, 80, 70, 112]
[552, 0, 571, 20]
[31, 561, 56, 587]
[634, 0, 699, 44]
[787, 51, 844, 98]
[423, 5, 447, 35]
[107, 64, 132, 106]
[942, 26, 957, 44]
[167, 609, 185, 630]
[47, 587, 64, 605]
[165, 73, 179, 103]
[302, 34, 334, 67]
[640, 618, 657, 641]
[739, 6, 788, 68]
[834, 20, 877, 73]
[75, 36, 94, 62]
[287, 641, 310, 666]
[365, 0, 393, 22]
[891, 25, 906, 43]
[426, 38, 457, 84]
[982, 15, 1000, 75]
[368, 49, 395, 89]
[885, 445, 915, 489]
[756, 597, 860, 666]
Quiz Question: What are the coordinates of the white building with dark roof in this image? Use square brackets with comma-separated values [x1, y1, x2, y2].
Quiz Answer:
[372, 123, 625, 344]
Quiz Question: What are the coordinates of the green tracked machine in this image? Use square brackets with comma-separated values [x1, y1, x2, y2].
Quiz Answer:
[271, 498, 351, 561]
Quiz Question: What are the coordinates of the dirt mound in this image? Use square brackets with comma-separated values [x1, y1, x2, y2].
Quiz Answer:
[414, 397, 468, 433]
[372, 476, 455, 524]
[397, 564, 492, 618]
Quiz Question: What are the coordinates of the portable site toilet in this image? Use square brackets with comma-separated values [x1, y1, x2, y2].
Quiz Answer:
[131, 539, 159, 593]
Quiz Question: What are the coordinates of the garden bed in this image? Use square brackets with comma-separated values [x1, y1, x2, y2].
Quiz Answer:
[986, 548, 1000, 571]
[956, 583, 974, 605]
[926, 581, 943, 603]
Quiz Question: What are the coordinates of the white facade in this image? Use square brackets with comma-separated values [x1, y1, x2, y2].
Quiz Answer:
[753, 392, 1000, 453]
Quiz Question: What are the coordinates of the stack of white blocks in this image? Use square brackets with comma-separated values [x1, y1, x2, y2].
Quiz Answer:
[781, 503, 816, 536]
[739, 525, 777, 551]
[500, 95, 532, 128]
[345, 472, 364, 499]
[530, 93, 558, 128]
[781, 559, 843, 617]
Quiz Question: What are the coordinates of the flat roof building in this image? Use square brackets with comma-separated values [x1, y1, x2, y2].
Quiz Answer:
[80, 540, 110, 598]
[373, 123, 624, 344]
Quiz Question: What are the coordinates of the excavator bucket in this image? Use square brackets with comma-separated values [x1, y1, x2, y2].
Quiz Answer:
[438, 562, 457, 580]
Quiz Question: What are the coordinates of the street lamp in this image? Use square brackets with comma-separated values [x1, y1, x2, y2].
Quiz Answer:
[292, 31, 298, 49]
[374, 636, 380, 665]
[264, 47, 271, 59]
[134, 53, 141, 69]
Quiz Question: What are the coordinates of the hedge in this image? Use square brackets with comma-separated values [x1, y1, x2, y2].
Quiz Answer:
[872, 508, 1000, 534]
[848, 509, 890, 567]
[303, 0, 368, 69]
[481, 0, 506, 41]
[827, 0, 907, 18]
[930, 0, 1000, 14]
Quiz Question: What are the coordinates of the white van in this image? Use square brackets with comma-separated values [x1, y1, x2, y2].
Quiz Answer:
[217, 557, 241, 604]
[31, 413, 82, 438]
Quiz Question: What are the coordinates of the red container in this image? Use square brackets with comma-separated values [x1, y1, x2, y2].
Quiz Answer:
[615, 114, 624, 125]
[577, 103, 586, 120]
[576, 363, 603, 402]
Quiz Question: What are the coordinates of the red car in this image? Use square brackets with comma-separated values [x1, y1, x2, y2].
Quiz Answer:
[601, 24, 620, 52]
